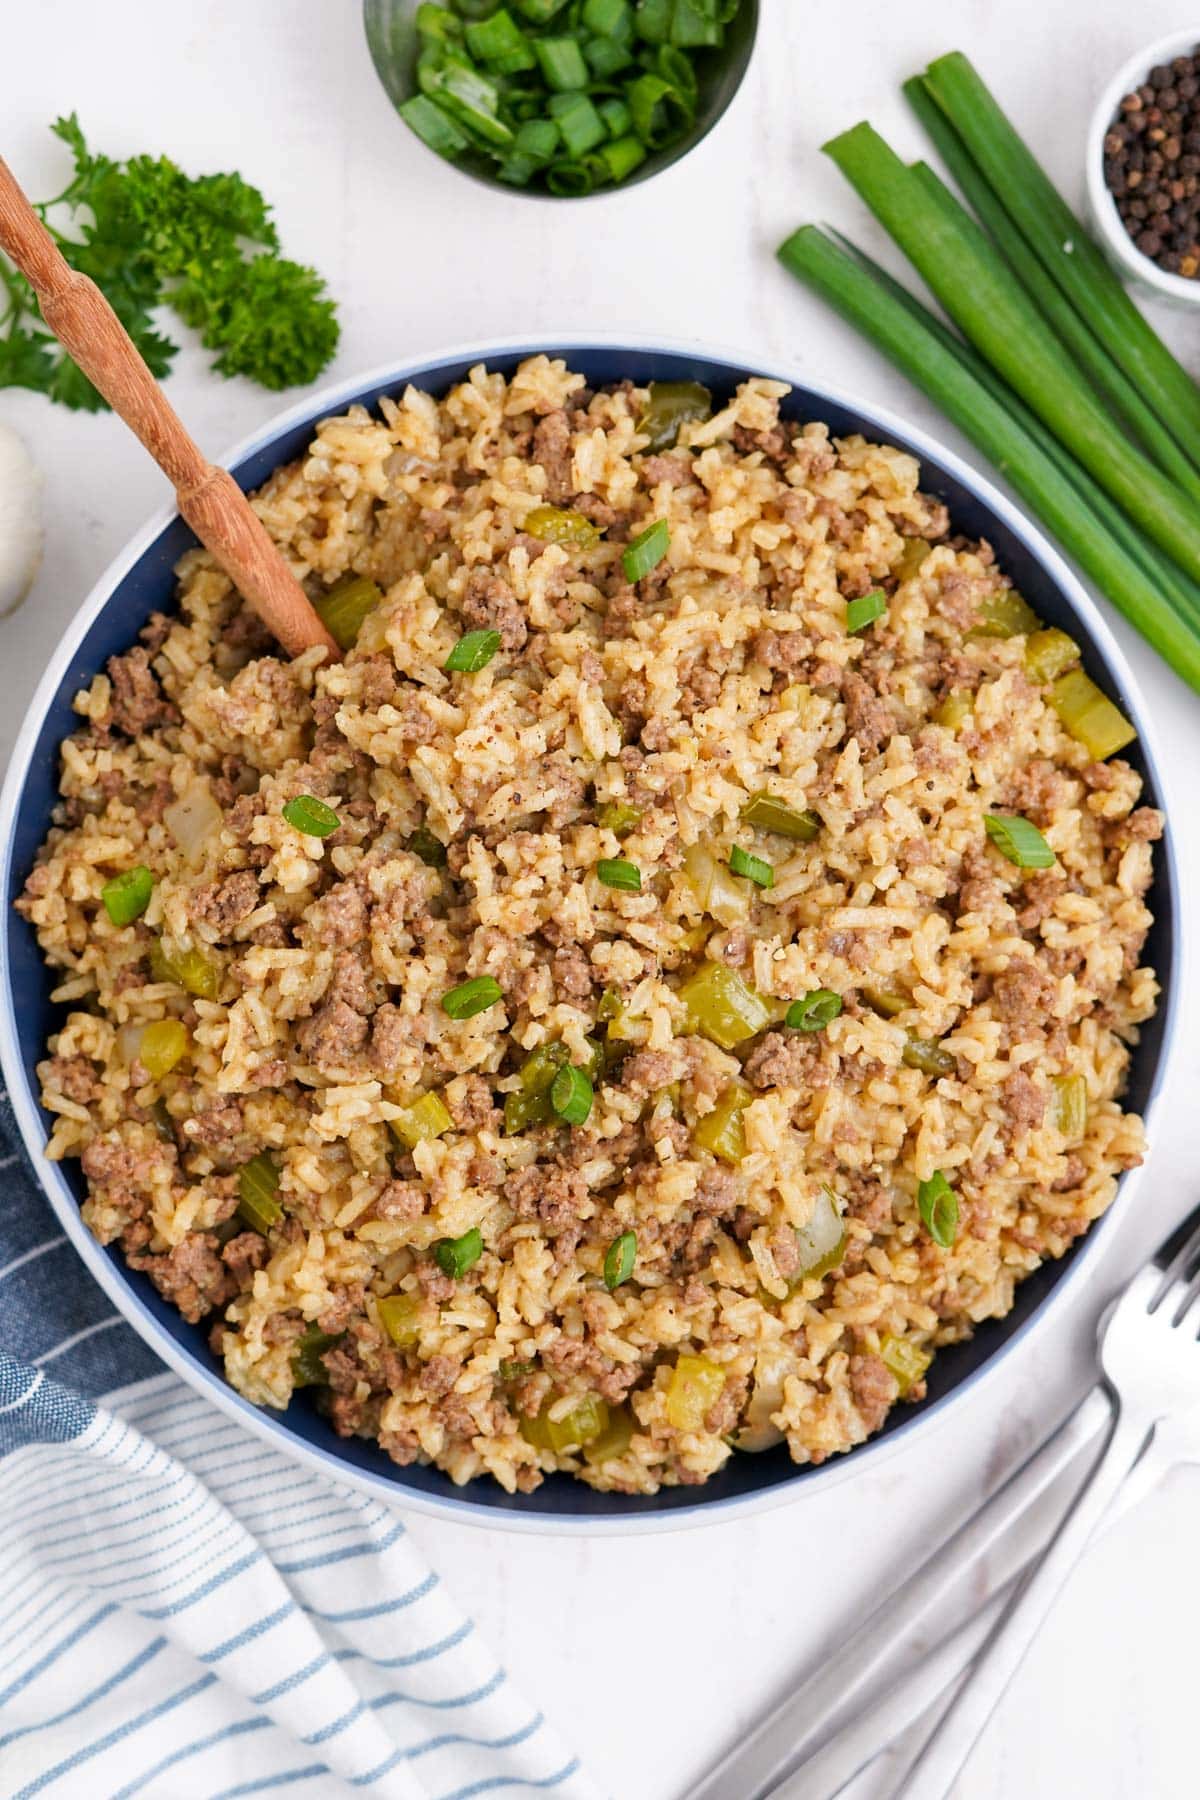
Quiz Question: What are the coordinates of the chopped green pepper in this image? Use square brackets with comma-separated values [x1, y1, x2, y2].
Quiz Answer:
[971, 589, 1041, 638]
[149, 939, 220, 1001]
[523, 504, 601, 547]
[137, 1020, 190, 1080]
[390, 1090, 454, 1149]
[902, 1036, 956, 1077]
[1051, 1073, 1088, 1144]
[1049, 668, 1137, 760]
[739, 791, 820, 840]
[692, 1081, 751, 1164]
[635, 379, 711, 452]
[665, 1354, 725, 1431]
[520, 1391, 609, 1453]
[314, 574, 382, 651]
[792, 1187, 847, 1282]
[597, 801, 642, 837]
[377, 1292, 423, 1349]
[879, 1333, 932, 1397]
[1025, 627, 1080, 684]
[679, 962, 772, 1050]
[292, 1325, 343, 1389]
[238, 1153, 282, 1234]
[101, 865, 154, 928]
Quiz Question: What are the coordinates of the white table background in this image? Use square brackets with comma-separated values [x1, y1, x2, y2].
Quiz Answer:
[3, 4, 1199, 1796]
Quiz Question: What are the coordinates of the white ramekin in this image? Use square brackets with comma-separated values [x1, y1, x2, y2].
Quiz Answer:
[1086, 26, 1200, 308]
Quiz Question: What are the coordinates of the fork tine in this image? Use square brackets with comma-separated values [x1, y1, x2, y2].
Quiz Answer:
[1150, 1212, 1200, 1309]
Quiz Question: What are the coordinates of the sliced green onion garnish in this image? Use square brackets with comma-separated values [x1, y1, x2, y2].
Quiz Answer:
[622, 519, 670, 582]
[902, 1036, 956, 1077]
[238, 1153, 282, 1234]
[597, 857, 642, 892]
[535, 35, 589, 90]
[983, 813, 1055, 870]
[603, 1229, 637, 1289]
[594, 134, 646, 184]
[547, 159, 593, 196]
[548, 91, 607, 157]
[514, 0, 571, 18]
[437, 62, 514, 147]
[441, 976, 504, 1020]
[728, 845, 774, 889]
[917, 1169, 958, 1248]
[464, 7, 534, 68]
[626, 71, 692, 148]
[101, 865, 154, 927]
[846, 589, 887, 634]
[583, 34, 635, 78]
[398, 93, 471, 156]
[550, 1062, 594, 1125]
[513, 117, 560, 162]
[582, 0, 628, 32]
[598, 95, 632, 138]
[786, 989, 843, 1032]
[415, 4, 463, 44]
[444, 628, 502, 673]
[282, 795, 340, 838]
[434, 1226, 484, 1279]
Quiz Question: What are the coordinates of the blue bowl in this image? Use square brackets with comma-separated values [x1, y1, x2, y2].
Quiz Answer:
[0, 339, 1180, 1532]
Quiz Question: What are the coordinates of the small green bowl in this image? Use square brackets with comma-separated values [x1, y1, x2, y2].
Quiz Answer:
[362, 0, 759, 198]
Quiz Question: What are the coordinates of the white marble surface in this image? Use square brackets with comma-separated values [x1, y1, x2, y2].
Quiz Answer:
[3, 3, 1199, 1796]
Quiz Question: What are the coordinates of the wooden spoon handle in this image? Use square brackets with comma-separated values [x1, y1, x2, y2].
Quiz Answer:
[0, 156, 338, 661]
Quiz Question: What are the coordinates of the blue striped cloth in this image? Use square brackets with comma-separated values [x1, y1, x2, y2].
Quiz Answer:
[0, 1088, 599, 1800]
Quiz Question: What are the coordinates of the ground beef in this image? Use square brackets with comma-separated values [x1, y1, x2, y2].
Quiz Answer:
[310, 878, 368, 947]
[326, 948, 373, 1013]
[105, 647, 178, 737]
[844, 1175, 892, 1232]
[703, 1372, 748, 1437]
[416, 1260, 456, 1301]
[932, 571, 985, 632]
[129, 1233, 235, 1323]
[744, 1031, 814, 1091]
[750, 628, 811, 675]
[504, 1161, 589, 1230]
[693, 1166, 739, 1218]
[550, 944, 595, 1004]
[460, 569, 528, 651]
[183, 1100, 244, 1152]
[448, 1074, 499, 1132]
[193, 869, 260, 935]
[841, 671, 894, 755]
[373, 1179, 427, 1221]
[1016, 872, 1068, 931]
[1003, 1068, 1046, 1132]
[640, 452, 692, 486]
[678, 660, 723, 716]
[849, 1352, 897, 1434]
[620, 1049, 681, 1096]
[418, 1354, 461, 1399]
[1106, 806, 1164, 848]
[80, 1134, 165, 1198]
[369, 1004, 411, 1079]
[532, 409, 574, 502]
[957, 843, 1005, 915]
[1005, 759, 1074, 826]
[221, 1231, 268, 1286]
[770, 1227, 802, 1280]
[41, 1054, 100, 1104]
[732, 422, 792, 468]
[991, 958, 1058, 1034]
[294, 997, 369, 1073]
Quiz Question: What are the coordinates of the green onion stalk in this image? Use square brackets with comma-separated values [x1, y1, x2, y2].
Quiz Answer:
[776, 227, 1200, 693]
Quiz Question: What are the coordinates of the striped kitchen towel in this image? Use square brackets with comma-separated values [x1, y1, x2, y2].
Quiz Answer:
[0, 1086, 599, 1800]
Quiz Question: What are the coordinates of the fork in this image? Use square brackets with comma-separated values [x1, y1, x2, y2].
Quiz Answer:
[896, 1213, 1200, 1800]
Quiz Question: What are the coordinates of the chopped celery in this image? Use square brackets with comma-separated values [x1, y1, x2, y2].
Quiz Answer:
[879, 1333, 932, 1397]
[315, 574, 382, 651]
[971, 589, 1041, 637]
[739, 790, 820, 840]
[635, 379, 711, 452]
[292, 1325, 342, 1389]
[693, 1082, 752, 1164]
[238, 1153, 282, 1234]
[391, 1090, 454, 1149]
[1025, 627, 1080, 684]
[523, 504, 601, 547]
[902, 1036, 956, 1077]
[679, 961, 772, 1050]
[150, 939, 220, 1001]
[933, 690, 973, 730]
[665, 1353, 726, 1431]
[378, 1292, 422, 1348]
[1052, 1073, 1088, 1144]
[1050, 669, 1137, 760]
[597, 801, 642, 837]
[520, 1392, 610, 1453]
[792, 1187, 846, 1282]
[862, 986, 907, 1018]
[584, 1404, 634, 1464]
[681, 844, 750, 926]
[896, 536, 932, 580]
[138, 1020, 190, 1079]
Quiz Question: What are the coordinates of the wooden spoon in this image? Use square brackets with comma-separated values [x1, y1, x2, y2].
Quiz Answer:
[0, 156, 339, 660]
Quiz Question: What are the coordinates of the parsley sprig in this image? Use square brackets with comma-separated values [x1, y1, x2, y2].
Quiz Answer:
[0, 115, 339, 411]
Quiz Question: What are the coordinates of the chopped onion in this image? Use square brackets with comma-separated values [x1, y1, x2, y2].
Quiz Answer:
[682, 844, 750, 926]
[117, 1023, 145, 1066]
[732, 1349, 791, 1453]
[0, 423, 43, 617]
[165, 781, 223, 863]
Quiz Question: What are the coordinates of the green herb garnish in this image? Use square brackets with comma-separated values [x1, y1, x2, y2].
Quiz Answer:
[596, 858, 642, 892]
[622, 519, 670, 583]
[728, 846, 774, 889]
[444, 629, 502, 673]
[0, 114, 338, 409]
[442, 976, 504, 1020]
[433, 1227, 484, 1279]
[983, 813, 1055, 870]
[917, 1170, 958, 1248]
[786, 989, 843, 1032]
[603, 1229, 637, 1289]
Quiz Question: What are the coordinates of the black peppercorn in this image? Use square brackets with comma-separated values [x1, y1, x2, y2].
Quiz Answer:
[1105, 45, 1200, 277]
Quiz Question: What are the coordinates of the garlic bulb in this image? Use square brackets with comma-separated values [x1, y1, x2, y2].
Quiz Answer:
[0, 423, 43, 617]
